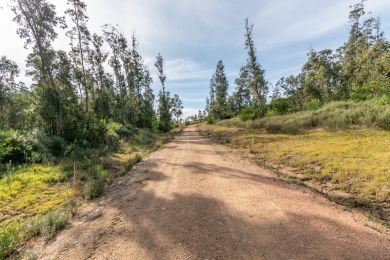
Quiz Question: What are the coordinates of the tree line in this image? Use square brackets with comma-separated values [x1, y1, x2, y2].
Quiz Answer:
[205, 1, 390, 122]
[0, 0, 183, 147]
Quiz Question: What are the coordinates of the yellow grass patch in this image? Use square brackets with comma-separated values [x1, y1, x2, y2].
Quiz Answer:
[200, 124, 390, 204]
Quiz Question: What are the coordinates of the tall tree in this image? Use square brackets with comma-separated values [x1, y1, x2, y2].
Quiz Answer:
[0, 56, 19, 128]
[244, 18, 268, 117]
[210, 60, 229, 120]
[103, 25, 127, 123]
[155, 53, 172, 131]
[65, 0, 91, 113]
[233, 66, 251, 114]
[11, 0, 66, 136]
[171, 94, 183, 123]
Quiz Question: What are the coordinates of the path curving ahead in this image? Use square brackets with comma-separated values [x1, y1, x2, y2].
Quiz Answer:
[34, 126, 390, 259]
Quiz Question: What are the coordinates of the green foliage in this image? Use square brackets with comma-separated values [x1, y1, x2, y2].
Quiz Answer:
[268, 98, 289, 115]
[209, 60, 229, 120]
[303, 99, 322, 111]
[83, 178, 105, 200]
[0, 131, 32, 164]
[0, 221, 23, 259]
[38, 135, 66, 157]
[239, 107, 257, 121]
[206, 116, 215, 124]
[29, 210, 69, 240]
[82, 164, 108, 200]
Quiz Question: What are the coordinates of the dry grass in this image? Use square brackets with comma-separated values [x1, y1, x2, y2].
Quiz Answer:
[199, 124, 390, 205]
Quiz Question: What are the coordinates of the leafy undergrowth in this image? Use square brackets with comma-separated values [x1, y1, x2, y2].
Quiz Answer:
[199, 124, 390, 211]
[0, 128, 181, 259]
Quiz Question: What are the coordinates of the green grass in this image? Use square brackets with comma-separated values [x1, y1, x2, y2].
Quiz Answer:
[199, 125, 390, 205]
[0, 165, 73, 224]
[0, 127, 182, 258]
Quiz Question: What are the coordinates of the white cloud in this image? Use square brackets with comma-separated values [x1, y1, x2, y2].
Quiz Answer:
[182, 108, 202, 118]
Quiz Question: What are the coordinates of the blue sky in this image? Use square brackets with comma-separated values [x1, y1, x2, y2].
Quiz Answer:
[1, 0, 390, 117]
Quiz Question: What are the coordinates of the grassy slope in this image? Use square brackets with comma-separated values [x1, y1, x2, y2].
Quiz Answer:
[0, 128, 180, 259]
[200, 124, 389, 206]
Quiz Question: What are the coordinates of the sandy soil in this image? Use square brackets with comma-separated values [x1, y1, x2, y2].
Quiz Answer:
[30, 126, 390, 259]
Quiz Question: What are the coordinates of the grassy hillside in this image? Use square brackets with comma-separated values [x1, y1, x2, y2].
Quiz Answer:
[199, 101, 390, 221]
[220, 100, 390, 134]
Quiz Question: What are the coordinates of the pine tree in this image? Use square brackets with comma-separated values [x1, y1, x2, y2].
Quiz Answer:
[233, 66, 251, 114]
[210, 60, 229, 120]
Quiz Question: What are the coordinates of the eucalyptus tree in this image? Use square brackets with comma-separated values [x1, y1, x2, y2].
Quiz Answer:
[89, 33, 113, 119]
[11, 0, 66, 135]
[155, 53, 172, 131]
[0, 56, 19, 128]
[65, 0, 92, 113]
[103, 25, 127, 123]
[171, 94, 183, 123]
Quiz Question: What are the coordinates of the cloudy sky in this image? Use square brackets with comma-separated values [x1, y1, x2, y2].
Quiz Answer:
[1, 0, 390, 117]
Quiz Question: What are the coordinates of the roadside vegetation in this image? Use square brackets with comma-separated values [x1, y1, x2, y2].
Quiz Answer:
[198, 1, 390, 223]
[0, 125, 180, 259]
[0, 0, 185, 257]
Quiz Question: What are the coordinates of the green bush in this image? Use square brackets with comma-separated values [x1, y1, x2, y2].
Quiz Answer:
[268, 98, 289, 115]
[115, 124, 138, 139]
[39, 135, 66, 157]
[0, 131, 32, 164]
[83, 178, 105, 200]
[0, 222, 24, 259]
[239, 107, 257, 121]
[28, 211, 69, 240]
[82, 164, 108, 200]
[206, 116, 215, 124]
[303, 99, 322, 111]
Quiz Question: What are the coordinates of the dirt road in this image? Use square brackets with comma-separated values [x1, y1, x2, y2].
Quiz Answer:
[33, 126, 390, 259]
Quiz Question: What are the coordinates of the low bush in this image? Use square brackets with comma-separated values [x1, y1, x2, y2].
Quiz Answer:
[206, 116, 215, 124]
[38, 135, 66, 157]
[0, 222, 24, 259]
[125, 154, 142, 172]
[239, 107, 257, 121]
[377, 108, 390, 130]
[29, 210, 69, 240]
[0, 131, 32, 164]
[83, 178, 105, 200]
[82, 164, 108, 200]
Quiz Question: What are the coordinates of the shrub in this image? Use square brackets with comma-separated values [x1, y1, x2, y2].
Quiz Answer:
[239, 107, 257, 121]
[83, 178, 105, 200]
[377, 109, 390, 130]
[38, 135, 66, 157]
[268, 98, 289, 115]
[28, 211, 69, 240]
[206, 116, 215, 124]
[115, 124, 138, 139]
[303, 99, 321, 111]
[82, 164, 108, 200]
[0, 131, 32, 164]
[125, 154, 142, 172]
[0, 222, 24, 259]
